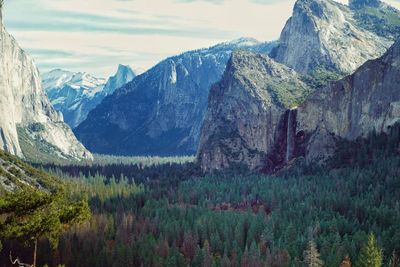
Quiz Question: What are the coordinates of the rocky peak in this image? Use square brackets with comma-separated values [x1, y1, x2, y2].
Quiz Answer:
[103, 64, 136, 95]
[273, 0, 391, 74]
[197, 51, 311, 171]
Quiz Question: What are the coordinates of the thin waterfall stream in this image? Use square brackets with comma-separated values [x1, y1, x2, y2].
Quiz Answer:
[285, 108, 296, 163]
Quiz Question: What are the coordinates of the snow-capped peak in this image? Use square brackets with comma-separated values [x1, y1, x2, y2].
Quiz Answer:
[223, 37, 260, 47]
[42, 69, 106, 92]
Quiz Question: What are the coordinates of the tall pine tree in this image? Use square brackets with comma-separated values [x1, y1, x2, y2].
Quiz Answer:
[357, 233, 382, 267]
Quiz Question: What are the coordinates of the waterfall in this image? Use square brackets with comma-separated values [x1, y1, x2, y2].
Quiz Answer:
[285, 109, 296, 163]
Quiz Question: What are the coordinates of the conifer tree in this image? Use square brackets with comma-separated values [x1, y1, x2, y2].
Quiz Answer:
[0, 187, 90, 267]
[303, 240, 324, 267]
[357, 233, 382, 267]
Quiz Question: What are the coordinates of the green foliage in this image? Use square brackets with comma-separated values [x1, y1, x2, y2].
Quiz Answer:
[357, 233, 383, 267]
[303, 67, 343, 90]
[2, 137, 400, 266]
[0, 151, 91, 265]
[0, 187, 90, 249]
[28, 123, 46, 133]
[353, 5, 400, 39]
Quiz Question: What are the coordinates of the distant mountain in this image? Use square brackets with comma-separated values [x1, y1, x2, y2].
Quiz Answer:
[74, 38, 278, 156]
[272, 0, 392, 75]
[0, 9, 91, 161]
[43, 65, 135, 128]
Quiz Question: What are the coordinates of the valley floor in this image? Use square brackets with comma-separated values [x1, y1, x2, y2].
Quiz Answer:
[2, 151, 400, 267]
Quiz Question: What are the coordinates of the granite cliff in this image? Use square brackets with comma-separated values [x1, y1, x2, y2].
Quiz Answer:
[297, 38, 400, 164]
[272, 0, 392, 75]
[0, 9, 92, 161]
[197, 51, 311, 171]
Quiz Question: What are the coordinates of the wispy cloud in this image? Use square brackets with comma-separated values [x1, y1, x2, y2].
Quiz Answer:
[3, 0, 399, 77]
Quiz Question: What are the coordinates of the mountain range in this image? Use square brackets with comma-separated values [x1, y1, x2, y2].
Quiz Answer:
[74, 38, 277, 156]
[1, 0, 399, 172]
[73, 0, 400, 160]
[43, 64, 135, 128]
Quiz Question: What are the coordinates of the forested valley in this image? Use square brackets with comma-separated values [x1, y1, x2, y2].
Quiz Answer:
[1, 125, 400, 267]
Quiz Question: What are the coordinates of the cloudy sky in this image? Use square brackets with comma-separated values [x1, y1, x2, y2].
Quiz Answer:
[3, 0, 400, 78]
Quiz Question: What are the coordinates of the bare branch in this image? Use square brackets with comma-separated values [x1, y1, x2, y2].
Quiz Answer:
[9, 251, 33, 267]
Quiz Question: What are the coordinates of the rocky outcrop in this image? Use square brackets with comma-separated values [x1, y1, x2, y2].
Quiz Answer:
[297, 38, 400, 164]
[272, 0, 392, 75]
[43, 65, 135, 128]
[197, 51, 311, 172]
[75, 38, 277, 156]
[0, 11, 92, 160]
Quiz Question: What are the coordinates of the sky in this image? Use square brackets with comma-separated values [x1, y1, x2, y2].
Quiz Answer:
[3, 0, 400, 78]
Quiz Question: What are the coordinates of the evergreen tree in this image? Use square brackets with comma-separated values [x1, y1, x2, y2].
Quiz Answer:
[192, 246, 204, 267]
[0, 187, 90, 267]
[357, 233, 382, 267]
[303, 240, 324, 267]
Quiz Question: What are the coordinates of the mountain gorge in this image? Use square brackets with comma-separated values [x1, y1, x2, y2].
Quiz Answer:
[0, 9, 92, 161]
[75, 38, 277, 156]
[44, 64, 135, 128]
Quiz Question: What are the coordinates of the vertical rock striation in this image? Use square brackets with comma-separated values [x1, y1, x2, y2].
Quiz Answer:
[297, 38, 400, 164]
[0, 10, 92, 160]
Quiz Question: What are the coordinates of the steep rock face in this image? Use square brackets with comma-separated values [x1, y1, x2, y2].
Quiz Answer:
[43, 65, 135, 128]
[103, 64, 136, 95]
[297, 38, 400, 163]
[273, 0, 391, 74]
[0, 12, 92, 160]
[75, 38, 277, 156]
[197, 51, 311, 172]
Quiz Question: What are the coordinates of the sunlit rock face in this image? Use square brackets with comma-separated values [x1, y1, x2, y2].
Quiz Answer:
[0, 10, 92, 160]
[273, 0, 392, 75]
